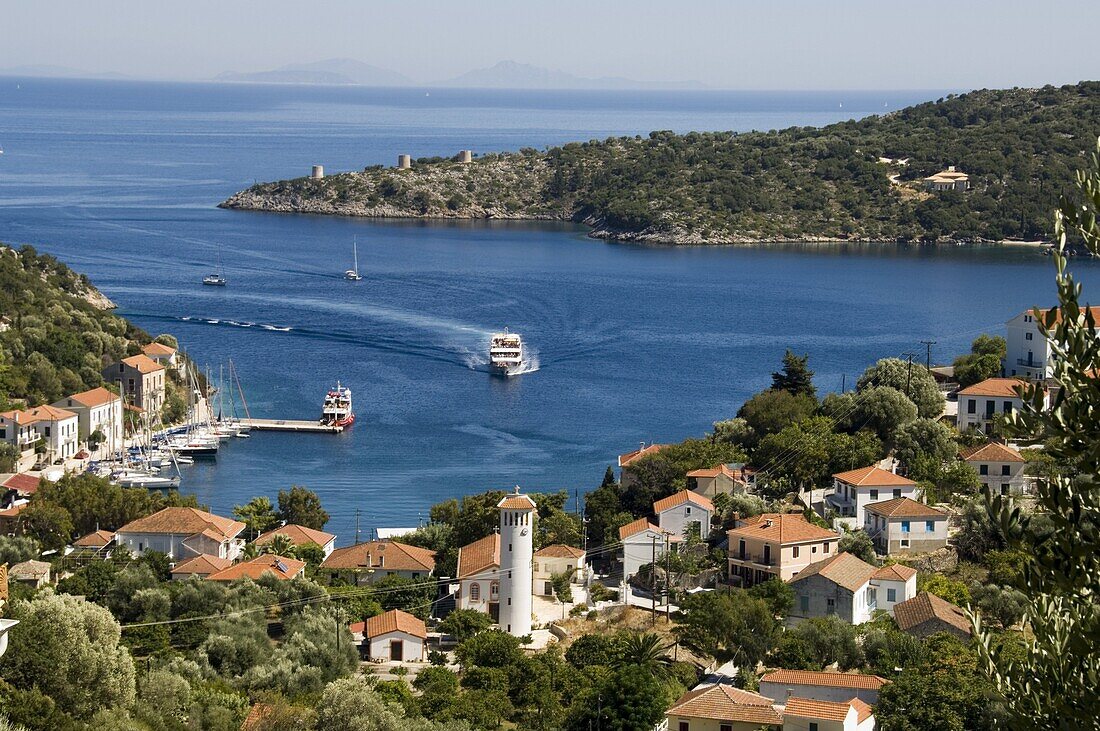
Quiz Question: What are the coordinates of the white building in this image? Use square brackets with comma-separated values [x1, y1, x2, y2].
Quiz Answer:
[869, 563, 917, 615]
[116, 507, 245, 560]
[828, 466, 918, 527]
[455, 533, 500, 620]
[618, 517, 668, 582]
[956, 377, 1046, 434]
[788, 551, 917, 625]
[864, 498, 949, 555]
[782, 696, 875, 731]
[654, 490, 714, 540]
[355, 609, 427, 662]
[533, 544, 585, 597]
[960, 441, 1029, 495]
[0, 405, 80, 463]
[1003, 306, 1100, 379]
[142, 342, 180, 371]
[53, 387, 123, 454]
[759, 669, 888, 707]
[497, 489, 536, 637]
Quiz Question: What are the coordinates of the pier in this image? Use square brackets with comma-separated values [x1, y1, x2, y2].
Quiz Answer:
[248, 418, 345, 434]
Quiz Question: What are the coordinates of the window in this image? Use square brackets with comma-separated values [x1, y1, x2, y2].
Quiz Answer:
[925, 520, 935, 532]
[1001, 484, 1011, 496]
[792, 546, 800, 558]
[685, 506, 691, 515]
[967, 399, 977, 414]
[893, 488, 902, 499]
[720, 725, 732, 731]
[738, 539, 746, 560]
[1001, 465, 1011, 476]
[826, 598, 835, 615]
[823, 542, 831, 553]
[887, 587, 897, 602]
[44, 426, 51, 437]
[470, 583, 480, 602]
[869, 489, 878, 501]
[979, 464, 989, 475]
[809, 724, 819, 731]
[678, 722, 689, 731]
[490, 581, 499, 598]
[1026, 332, 1033, 340]
[1003, 401, 1013, 414]
[1025, 314, 1032, 322]
[901, 521, 910, 533]
[800, 595, 809, 613]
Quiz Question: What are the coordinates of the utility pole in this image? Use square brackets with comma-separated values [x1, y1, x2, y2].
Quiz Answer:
[664, 533, 672, 624]
[355, 508, 361, 545]
[651, 536, 657, 626]
[920, 340, 937, 371]
[903, 352, 917, 399]
[841, 373, 846, 393]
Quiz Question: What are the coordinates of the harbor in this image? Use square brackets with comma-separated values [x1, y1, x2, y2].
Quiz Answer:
[248, 418, 345, 434]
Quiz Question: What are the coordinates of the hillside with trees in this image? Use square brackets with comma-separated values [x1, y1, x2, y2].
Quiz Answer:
[222, 82, 1100, 245]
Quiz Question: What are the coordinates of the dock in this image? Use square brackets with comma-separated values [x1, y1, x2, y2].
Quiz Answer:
[248, 418, 344, 434]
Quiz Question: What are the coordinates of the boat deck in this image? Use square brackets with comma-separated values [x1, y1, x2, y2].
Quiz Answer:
[248, 418, 345, 434]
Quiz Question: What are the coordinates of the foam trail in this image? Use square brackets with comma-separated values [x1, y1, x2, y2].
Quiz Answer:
[512, 347, 541, 376]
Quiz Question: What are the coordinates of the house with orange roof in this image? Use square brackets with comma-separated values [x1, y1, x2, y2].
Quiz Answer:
[454, 533, 500, 619]
[665, 683, 783, 731]
[0, 405, 79, 463]
[69, 528, 116, 558]
[116, 507, 246, 560]
[618, 442, 669, 488]
[781, 696, 874, 731]
[206, 554, 305, 582]
[727, 513, 839, 588]
[864, 497, 948, 555]
[956, 377, 1047, 434]
[870, 563, 918, 615]
[655, 491, 714, 541]
[687, 463, 754, 499]
[759, 669, 888, 707]
[828, 466, 918, 527]
[255, 523, 336, 558]
[960, 441, 1029, 496]
[1, 473, 40, 499]
[321, 539, 436, 585]
[1004, 306, 1100, 379]
[619, 516, 670, 582]
[351, 609, 427, 662]
[102, 354, 166, 415]
[170, 554, 233, 580]
[922, 165, 970, 192]
[533, 544, 585, 597]
[53, 387, 123, 454]
[788, 552, 880, 625]
[0, 410, 42, 455]
[893, 591, 973, 639]
[141, 341, 179, 370]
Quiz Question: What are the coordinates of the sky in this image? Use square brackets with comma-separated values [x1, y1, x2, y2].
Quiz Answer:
[2, 0, 1098, 89]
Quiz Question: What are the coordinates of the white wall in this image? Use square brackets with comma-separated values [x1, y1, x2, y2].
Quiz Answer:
[368, 630, 424, 662]
[622, 530, 666, 580]
[1004, 312, 1050, 378]
[658, 503, 711, 540]
[957, 394, 1023, 433]
[873, 575, 916, 615]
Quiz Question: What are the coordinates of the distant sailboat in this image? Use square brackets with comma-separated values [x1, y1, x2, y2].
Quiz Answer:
[203, 250, 227, 286]
[344, 238, 363, 281]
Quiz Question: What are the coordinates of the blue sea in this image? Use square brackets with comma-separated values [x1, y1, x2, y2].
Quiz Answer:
[0, 78, 1094, 541]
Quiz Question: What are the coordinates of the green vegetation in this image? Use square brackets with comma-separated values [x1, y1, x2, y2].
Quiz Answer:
[223, 83, 1100, 245]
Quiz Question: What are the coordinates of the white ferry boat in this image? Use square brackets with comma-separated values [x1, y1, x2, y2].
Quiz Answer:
[489, 331, 524, 376]
[321, 382, 355, 427]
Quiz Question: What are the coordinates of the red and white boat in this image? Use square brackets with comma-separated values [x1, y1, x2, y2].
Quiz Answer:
[321, 383, 355, 427]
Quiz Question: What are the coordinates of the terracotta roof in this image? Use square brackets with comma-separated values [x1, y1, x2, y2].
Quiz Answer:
[241, 703, 275, 731]
[13, 405, 77, 423]
[957, 377, 1026, 398]
[534, 544, 585, 559]
[120, 354, 165, 374]
[790, 552, 876, 592]
[73, 529, 115, 548]
[0, 503, 27, 518]
[10, 560, 51, 579]
[760, 669, 888, 691]
[666, 684, 782, 725]
[618, 443, 668, 467]
[497, 492, 537, 510]
[117, 507, 245, 541]
[653, 490, 715, 515]
[0, 410, 36, 425]
[322, 540, 436, 573]
[728, 513, 836, 545]
[2, 473, 40, 495]
[364, 609, 427, 639]
[618, 517, 661, 541]
[784, 697, 852, 722]
[865, 497, 946, 519]
[872, 563, 918, 582]
[206, 554, 305, 582]
[1034, 305, 1100, 325]
[851, 697, 874, 723]
[893, 591, 972, 636]
[142, 342, 177, 357]
[455, 533, 500, 578]
[686, 464, 752, 480]
[959, 442, 1025, 463]
[60, 387, 119, 408]
[171, 554, 233, 576]
[833, 466, 915, 487]
[255, 523, 335, 548]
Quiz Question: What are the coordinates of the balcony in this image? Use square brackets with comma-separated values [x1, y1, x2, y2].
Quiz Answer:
[731, 553, 775, 567]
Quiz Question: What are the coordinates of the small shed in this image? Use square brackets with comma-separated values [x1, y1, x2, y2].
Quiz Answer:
[10, 560, 51, 588]
[360, 609, 427, 662]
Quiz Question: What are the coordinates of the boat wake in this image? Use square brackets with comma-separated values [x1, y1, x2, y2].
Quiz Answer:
[178, 316, 290, 332]
[511, 348, 540, 376]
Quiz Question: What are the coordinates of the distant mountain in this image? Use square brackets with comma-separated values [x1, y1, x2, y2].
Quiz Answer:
[0, 64, 129, 80]
[433, 60, 705, 90]
[216, 58, 413, 87]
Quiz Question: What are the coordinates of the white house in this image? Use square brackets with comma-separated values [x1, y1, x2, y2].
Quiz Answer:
[864, 498, 949, 555]
[869, 563, 918, 615]
[455, 533, 500, 620]
[665, 684, 783, 731]
[1003, 306, 1100, 379]
[0, 410, 40, 455]
[355, 609, 427, 662]
[116, 507, 245, 560]
[320, 540, 435, 584]
[142, 342, 180, 371]
[9, 405, 80, 463]
[956, 377, 1047, 434]
[53, 387, 123, 454]
[618, 517, 669, 581]
[788, 551, 917, 625]
[533, 544, 585, 597]
[654, 490, 714, 540]
[254, 523, 336, 558]
[782, 696, 875, 731]
[923, 166, 969, 191]
[759, 670, 888, 707]
[828, 466, 918, 527]
[960, 441, 1029, 495]
[686, 463, 754, 498]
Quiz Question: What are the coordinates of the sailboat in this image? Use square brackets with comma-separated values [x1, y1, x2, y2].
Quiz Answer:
[203, 250, 227, 286]
[344, 238, 363, 281]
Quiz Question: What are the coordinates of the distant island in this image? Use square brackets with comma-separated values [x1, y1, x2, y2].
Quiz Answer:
[220, 82, 1100, 245]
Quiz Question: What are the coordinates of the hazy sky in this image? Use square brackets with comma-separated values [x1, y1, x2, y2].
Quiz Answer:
[3, 0, 1098, 89]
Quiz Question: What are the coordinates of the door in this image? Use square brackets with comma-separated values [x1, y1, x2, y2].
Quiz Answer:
[544, 581, 554, 596]
[390, 640, 403, 662]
